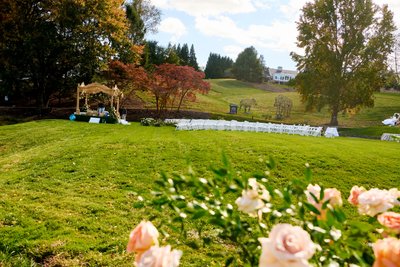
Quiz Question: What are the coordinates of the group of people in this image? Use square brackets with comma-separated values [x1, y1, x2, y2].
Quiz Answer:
[97, 103, 127, 120]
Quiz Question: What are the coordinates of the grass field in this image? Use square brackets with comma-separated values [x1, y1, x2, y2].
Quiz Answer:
[1, 120, 399, 266]
[186, 79, 400, 128]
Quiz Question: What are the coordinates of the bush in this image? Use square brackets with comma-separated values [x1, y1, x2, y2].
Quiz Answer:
[126, 156, 400, 266]
[140, 118, 165, 127]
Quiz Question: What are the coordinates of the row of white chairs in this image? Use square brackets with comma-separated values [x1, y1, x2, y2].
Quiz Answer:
[166, 119, 323, 137]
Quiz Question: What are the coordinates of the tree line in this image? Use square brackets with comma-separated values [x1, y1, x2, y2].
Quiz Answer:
[0, 0, 204, 114]
[143, 42, 199, 71]
[204, 47, 266, 83]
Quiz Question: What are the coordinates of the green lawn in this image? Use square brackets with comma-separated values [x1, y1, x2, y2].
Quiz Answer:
[186, 79, 400, 128]
[0, 120, 399, 266]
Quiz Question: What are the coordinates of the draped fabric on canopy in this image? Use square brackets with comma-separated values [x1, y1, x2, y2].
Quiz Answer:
[75, 82, 124, 118]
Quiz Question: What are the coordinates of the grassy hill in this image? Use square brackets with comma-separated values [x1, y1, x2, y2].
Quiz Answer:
[1, 120, 399, 266]
[187, 79, 400, 128]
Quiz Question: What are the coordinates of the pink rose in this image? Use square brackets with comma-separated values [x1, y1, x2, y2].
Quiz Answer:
[127, 221, 159, 254]
[258, 224, 315, 267]
[377, 212, 400, 233]
[348, 186, 366, 206]
[357, 188, 397, 216]
[372, 237, 400, 267]
[136, 245, 182, 267]
[305, 184, 342, 219]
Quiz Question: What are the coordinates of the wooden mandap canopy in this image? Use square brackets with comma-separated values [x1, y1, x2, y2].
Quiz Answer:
[75, 82, 123, 118]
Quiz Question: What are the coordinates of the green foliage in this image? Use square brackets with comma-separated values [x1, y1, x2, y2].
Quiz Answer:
[151, 156, 394, 266]
[74, 114, 118, 124]
[292, 0, 396, 126]
[142, 42, 200, 70]
[0, 0, 133, 109]
[383, 69, 400, 90]
[140, 117, 165, 126]
[339, 126, 400, 139]
[188, 45, 199, 71]
[204, 53, 234, 79]
[232, 47, 265, 83]
[143, 41, 167, 69]
[125, 0, 161, 45]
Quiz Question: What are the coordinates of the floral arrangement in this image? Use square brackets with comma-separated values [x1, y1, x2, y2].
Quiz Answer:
[126, 157, 400, 266]
[140, 118, 165, 127]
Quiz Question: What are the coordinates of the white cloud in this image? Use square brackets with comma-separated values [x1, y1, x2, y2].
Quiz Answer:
[253, 0, 273, 9]
[150, 0, 267, 16]
[223, 45, 244, 60]
[280, 0, 307, 20]
[195, 16, 300, 54]
[158, 17, 187, 42]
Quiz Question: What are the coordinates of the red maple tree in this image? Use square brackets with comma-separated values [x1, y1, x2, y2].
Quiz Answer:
[148, 64, 210, 112]
[104, 61, 210, 114]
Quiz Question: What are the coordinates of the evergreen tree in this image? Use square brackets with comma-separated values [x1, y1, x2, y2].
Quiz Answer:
[189, 44, 199, 70]
[232, 47, 264, 83]
[179, 44, 190, 66]
[165, 49, 180, 65]
[143, 41, 166, 69]
[204, 53, 233, 79]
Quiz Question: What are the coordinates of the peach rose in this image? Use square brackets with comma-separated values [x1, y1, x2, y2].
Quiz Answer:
[348, 186, 366, 206]
[127, 221, 159, 254]
[235, 178, 270, 217]
[372, 237, 400, 267]
[324, 188, 343, 206]
[377, 212, 400, 233]
[258, 224, 315, 267]
[136, 245, 182, 267]
[357, 189, 397, 216]
[305, 184, 342, 219]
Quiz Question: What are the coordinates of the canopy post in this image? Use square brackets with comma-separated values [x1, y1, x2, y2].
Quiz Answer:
[116, 97, 120, 119]
[76, 86, 80, 114]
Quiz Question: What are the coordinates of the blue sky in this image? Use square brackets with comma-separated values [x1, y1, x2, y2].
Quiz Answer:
[147, 0, 400, 71]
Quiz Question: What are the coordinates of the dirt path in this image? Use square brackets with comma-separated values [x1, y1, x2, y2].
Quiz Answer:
[247, 82, 296, 93]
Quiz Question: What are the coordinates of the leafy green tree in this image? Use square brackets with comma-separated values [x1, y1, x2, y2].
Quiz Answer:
[125, 1, 146, 44]
[0, 0, 133, 110]
[232, 47, 264, 83]
[292, 0, 396, 125]
[126, 0, 160, 39]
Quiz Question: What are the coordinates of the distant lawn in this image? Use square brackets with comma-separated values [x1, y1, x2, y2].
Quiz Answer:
[0, 120, 399, 266]
[185, 79, 400, 128]
[339, 126, 400, 139]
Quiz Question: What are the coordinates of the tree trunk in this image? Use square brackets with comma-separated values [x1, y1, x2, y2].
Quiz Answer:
[155, 96, 159, 113]
[330, 108, 339, 126]
[177, 89, 188, 112]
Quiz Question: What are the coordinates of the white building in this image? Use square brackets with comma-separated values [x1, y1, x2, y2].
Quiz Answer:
[268, 66, 297, 83]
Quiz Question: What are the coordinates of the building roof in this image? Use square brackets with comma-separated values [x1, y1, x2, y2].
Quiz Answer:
[269, 68, 297, 76]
